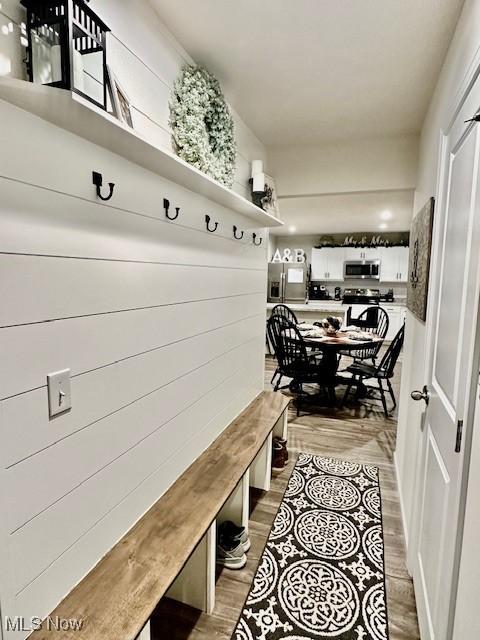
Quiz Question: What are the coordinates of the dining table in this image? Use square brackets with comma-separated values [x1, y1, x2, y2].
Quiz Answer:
[299, 329, 384, 405]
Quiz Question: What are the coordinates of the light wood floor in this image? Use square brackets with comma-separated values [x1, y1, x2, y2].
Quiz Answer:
[152, 352, 420, 640]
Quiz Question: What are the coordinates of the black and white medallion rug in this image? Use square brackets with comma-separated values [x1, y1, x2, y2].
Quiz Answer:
[232, 453, 388, 640]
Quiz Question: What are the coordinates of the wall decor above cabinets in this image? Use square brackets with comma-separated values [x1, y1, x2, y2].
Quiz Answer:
[315, 231, 409, 249]
[92, 171, 115, 202]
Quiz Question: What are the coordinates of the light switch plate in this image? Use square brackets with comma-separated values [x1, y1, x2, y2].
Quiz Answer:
[47, 369, 72, 418]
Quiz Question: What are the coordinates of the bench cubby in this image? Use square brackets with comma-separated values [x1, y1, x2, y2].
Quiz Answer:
[29, 391, 289, 640]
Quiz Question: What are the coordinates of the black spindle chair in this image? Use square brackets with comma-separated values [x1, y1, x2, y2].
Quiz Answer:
[267, 314, 324, 416]
[340, 306, 389, 364]
[269, 305, 298, 384]
[271, 304, 298, 324]
[342, 323, 405, 416]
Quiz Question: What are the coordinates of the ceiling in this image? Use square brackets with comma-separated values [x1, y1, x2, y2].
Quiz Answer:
[151, 0, 463, 146]
[271, 190, 414, 235]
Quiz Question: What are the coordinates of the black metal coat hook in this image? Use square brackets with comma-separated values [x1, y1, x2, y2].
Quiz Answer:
[164, 198, 180, 221]
[92, 171, 115, 201]
[252, 233, 263, 246]
[205, 215, 219, 232]
[233, 225, 244, 240]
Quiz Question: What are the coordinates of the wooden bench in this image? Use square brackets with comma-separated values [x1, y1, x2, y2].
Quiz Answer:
[29, 390, 290, 640]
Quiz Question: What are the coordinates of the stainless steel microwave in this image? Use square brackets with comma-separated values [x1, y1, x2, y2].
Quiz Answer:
[343, 260, 381, 280]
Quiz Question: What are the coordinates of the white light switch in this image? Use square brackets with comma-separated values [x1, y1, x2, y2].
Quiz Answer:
[47, 369, 72, 418]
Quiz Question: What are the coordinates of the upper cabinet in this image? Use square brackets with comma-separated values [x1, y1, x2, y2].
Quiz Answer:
[311, 248, 345, 280]
[379, 247, 410, 282]
[344, 247, 381, 261]
[311, 245, 410, 283]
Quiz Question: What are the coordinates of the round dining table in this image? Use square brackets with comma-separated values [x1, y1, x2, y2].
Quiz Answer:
[300, 331, 384, 405]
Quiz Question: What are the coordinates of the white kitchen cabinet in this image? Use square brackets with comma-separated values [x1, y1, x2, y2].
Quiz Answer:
[345, 247, 380, 260]
[311, 248, 345, 280]
[397, 247, 409, 282]
[311, 248, 329, 280]
[380, 247, 410, 282]
[327, 248, 345, 280]
[363, 247, 381, 260]
[312, 246, 409, 283]
[344, 247, 362, 261]
[380, 248, 399, 282]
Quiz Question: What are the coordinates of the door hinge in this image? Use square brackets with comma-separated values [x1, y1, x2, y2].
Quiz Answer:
[455, 419, 464, 453]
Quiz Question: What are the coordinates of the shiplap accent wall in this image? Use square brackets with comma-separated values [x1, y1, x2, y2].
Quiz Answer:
[0, 3, 268, 638]
[0, 97, 267, 639]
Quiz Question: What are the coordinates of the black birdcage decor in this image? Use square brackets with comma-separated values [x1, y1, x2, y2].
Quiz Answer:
[21, 0, 110, 110]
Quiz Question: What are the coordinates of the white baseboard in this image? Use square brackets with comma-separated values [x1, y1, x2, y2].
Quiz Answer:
[393, 450, 411, 564]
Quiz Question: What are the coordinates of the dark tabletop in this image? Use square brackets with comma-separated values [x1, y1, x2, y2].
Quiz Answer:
[301, 331, 384, 352]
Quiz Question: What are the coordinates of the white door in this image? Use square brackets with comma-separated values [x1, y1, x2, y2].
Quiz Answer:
[409, 81, 480, 640]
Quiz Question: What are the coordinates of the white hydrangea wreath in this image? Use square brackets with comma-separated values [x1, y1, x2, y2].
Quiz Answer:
[169, 65, 237, 188]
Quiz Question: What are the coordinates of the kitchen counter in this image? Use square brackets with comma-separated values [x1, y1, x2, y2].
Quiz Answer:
[266, 300, 407, 344]
[266, 300, 406, 312]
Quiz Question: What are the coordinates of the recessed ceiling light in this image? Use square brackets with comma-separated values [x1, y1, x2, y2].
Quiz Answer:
[380, 210, 393, 221]
[379, 223, 388, 230]
[289, 226, 296, 233]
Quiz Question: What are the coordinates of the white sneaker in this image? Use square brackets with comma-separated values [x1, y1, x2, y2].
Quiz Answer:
[219, 520, 251, 553]
[216, 539, 247, 570]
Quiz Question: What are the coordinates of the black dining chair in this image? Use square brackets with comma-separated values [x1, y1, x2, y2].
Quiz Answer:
[342, 323, 405, 416]
[340, 306, 389, 364]
[271, 304, 298, 324]
[267, 314, 324, 416]
[268, 304, 299, 384]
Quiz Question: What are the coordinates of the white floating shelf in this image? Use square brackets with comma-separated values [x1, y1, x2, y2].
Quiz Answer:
[0, 78, 283, 228]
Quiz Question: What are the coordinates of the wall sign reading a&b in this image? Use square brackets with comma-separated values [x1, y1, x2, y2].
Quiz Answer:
[271, 248, 306, 263]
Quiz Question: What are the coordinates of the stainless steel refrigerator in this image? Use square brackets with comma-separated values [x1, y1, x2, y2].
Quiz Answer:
[267, 262, 309, 303]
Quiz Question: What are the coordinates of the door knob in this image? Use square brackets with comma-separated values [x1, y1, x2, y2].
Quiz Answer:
[411, 385, 429, 405]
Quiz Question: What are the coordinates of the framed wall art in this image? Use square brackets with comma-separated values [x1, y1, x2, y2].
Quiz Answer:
[407, 197, 435, 322]
[107, 66, 133, 128]
[261, 173, 280, 218]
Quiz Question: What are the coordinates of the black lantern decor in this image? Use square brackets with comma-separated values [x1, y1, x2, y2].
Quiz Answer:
[21, 0, 110, 111]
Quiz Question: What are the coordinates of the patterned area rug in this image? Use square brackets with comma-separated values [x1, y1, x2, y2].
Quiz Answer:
[232, 453, 388, 640]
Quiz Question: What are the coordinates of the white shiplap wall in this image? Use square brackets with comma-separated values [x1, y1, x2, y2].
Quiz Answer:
[0, 2, 268, 638]
[0, 96, 267, 639]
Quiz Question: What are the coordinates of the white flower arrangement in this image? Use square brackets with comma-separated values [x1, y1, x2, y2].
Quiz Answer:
[169, 65, 237, 188]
